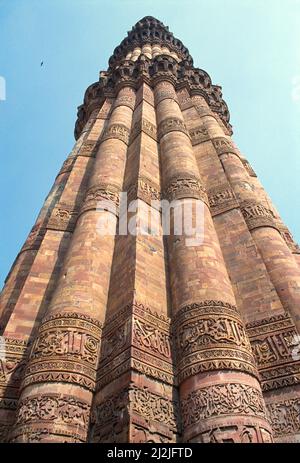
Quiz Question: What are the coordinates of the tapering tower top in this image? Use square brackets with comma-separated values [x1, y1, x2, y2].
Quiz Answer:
[74, 17, 232, 139]
[108, 16, 193, 71]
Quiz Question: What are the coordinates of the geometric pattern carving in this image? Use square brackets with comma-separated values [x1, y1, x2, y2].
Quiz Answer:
[23, 312, 102, 392]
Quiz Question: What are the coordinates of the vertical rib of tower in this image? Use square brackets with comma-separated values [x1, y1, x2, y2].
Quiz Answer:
[1, 16, 299, 443]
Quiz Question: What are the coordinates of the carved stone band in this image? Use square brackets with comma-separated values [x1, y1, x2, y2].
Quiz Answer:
[78, 140, 99, 157]
[267, 397, 300, 440]
[22, 312, 102, 392]
[80, 184, 120, 216]
[212, 137, 239, 156]
[246, 313, 300, 392]
[173, 301, 258, 382]
[57, 156, 76, 176]
[157, 117, 189, 141]
[189, 125, 210, 145]
[47, 203, 78, 232]
[208, 184, 239, 216]
[129, 118, 157, 144]
[20, 224, 46, 253]
[127, 177, 161, 206]
[181, 383, 267, 428]
[163, 176, 208, 204]
[241, 202, 278, 231]
[0, 338, 28, 401]
[101, 123, 130, 145]
[113, 95, 135, 111]
[155, 89, 179, 106]
[96, 302, 174, 389]
[91, 384, 180, 443]
[11, 393, 90, 442]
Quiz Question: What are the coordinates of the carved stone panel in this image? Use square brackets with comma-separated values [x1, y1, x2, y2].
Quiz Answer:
[241, 201, 278, 231]
[23, 312, 102, 392]
[48, 203, 78, 232]
[174, 301, 258, 382]
[208, 184, 239, 216]
[101, 123, 130, 145]
[189, 126, 210, 145]
[163, 176, 208, 204]
[247, 313, 300, 391]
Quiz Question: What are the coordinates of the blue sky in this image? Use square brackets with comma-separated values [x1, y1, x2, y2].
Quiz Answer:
[0, 0, 300, 288]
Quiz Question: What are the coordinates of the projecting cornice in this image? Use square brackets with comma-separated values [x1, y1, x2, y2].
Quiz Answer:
[74, 18, 232, 139]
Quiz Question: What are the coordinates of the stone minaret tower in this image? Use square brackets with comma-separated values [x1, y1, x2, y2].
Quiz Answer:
[1, 17, 300, 444]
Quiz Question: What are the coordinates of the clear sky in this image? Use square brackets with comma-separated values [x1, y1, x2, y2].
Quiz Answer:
[0, 0, 300, 288]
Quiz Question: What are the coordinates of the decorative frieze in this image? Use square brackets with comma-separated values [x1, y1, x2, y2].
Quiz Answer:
[127, 177, 161, 205]
[154, 88, 179, 106]
[0, 338, 28, 403]
[113, 95, 135, 111]
[277, 224, 300, 253]
[163, 176, 208, 204]
[241, 201, 278, 231]
[157, 117, 189, 141]
[23, 312, 102, 392]
[189, 424, 273, 443]
[173, 301, 258, 382]
[78, 140, 99, 157]
[194, 105, 213, 118]
[91, 384, 180, 443]
[129, 118, 157, 143]
[208, 184, 239, 216]
[189, 126, 210, 145]
[212, 137, 238, 156]
[57, 156, 76, 176]
[101, 123, 130, 145]
[12, 394, 90, 442]
[182, 383, 267, 428]
[247, 313, 300, 391]
[267, 397, 300, 440]
[20, 223, 46, 253]
[47, 203, 78, 232]
[80, 184, 120, 215]
[96, 99, 114, 119]
[96, 303, 174, 389]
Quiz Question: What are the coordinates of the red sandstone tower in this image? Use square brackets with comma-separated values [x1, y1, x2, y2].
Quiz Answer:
[0, 17, 300, 443]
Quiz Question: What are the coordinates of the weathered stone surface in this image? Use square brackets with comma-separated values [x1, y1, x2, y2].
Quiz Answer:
[0, 16, 299, 443]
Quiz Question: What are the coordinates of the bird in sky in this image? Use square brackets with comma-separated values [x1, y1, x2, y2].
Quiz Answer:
[40, 61, 43, 67]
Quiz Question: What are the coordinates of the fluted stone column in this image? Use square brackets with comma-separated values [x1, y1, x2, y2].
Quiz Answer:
[10, 86, 136, 443]
[153, 78, 273, 443]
